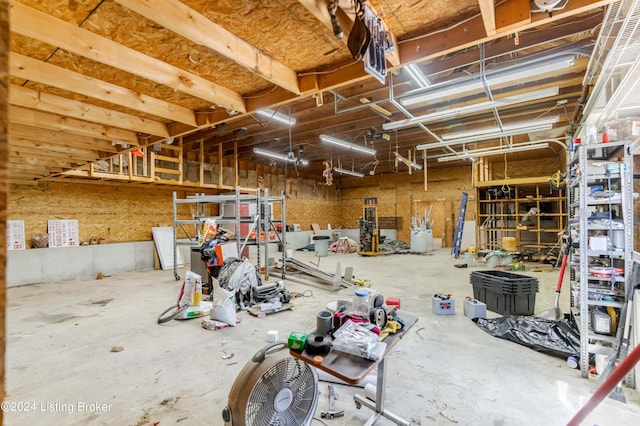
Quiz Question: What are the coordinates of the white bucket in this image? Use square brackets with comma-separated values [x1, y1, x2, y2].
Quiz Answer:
[410, 229, 433, 253]
[285, 249, 294, 258]
[464, 253, 475, 267]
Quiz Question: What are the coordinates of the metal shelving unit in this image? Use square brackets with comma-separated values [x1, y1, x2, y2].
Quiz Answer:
[568, 140, 633, 377]
[569, 0, 640, 382]
[171, 188, 286, 281]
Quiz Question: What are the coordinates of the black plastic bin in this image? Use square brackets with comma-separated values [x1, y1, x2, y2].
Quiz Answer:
[472, 286, 536, 315]
[470, 270, 538, 315]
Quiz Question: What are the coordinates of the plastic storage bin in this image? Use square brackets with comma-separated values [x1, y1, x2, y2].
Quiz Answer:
[470, 270, 538, 315]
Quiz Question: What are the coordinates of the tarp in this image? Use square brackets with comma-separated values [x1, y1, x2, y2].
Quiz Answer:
[474, 314, 580, 359]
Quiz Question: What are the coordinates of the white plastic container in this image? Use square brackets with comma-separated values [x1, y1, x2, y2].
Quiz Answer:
[410, 229, 433, 253]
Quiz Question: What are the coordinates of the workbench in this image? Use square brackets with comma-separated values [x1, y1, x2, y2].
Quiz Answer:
[290, 310, 418, 425]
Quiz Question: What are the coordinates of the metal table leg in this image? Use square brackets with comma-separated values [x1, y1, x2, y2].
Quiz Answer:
[353, 357, 411, 426]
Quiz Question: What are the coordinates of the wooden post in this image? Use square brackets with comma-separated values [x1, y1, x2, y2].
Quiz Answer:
[218, 142, 223, 186]
[423, 149, 427, 191]
[199, 138, 204, 185]
[1, 0, 9, 419]
[234, 140, 239, 187]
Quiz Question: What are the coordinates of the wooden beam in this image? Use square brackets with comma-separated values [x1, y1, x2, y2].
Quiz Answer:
[9, 139, 103, 159]
[399, 0, 614, 64]
[299, 0, 400, 66]
[9, 147, 100, 162]
[10, 53, 197, 127]
[478, 0, 496, 36]
[8, 153, 78, 170]
[10, 106, 140, 145]
[10, 2, 246, 113]
[9, 85, 170, 138]
[239, 10, 601, 126]
[116, 0, 300, 95]
[9, 124, 122, 152]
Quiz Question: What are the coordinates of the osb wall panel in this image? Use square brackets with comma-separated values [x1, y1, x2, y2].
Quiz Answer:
[8, 182, 194, 245]
[286, 199, 342, 231]
[370, 0, 479, 40]
[339, 166, 475, 243]
[487, 156, 563, 180]
[7, 172, 340, 246]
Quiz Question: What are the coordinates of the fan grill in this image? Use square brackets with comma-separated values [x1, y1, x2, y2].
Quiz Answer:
[245, 357, 317, 425]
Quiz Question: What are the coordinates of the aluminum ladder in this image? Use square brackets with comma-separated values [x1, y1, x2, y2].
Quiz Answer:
[451, 192, 468, 259]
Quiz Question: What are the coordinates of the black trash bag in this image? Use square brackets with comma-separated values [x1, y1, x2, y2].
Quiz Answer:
[473, 314, 580, 359]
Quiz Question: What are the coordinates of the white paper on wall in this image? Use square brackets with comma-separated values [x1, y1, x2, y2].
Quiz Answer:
[48, 220, 79, 248]
[7, 220, 26, 250]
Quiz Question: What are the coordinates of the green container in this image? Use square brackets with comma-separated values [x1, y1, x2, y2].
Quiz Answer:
[288, 332, 307, 352]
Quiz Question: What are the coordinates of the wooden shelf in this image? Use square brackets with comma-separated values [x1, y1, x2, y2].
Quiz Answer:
[475, 178, 565, 254]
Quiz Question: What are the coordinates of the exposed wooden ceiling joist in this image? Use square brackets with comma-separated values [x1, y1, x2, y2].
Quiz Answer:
[115, 0, 301, 95]
[10, 123, 122, 153]
[399, 0, 615, 64]
[478, 0, 497, 36]
[5, 0, 613, 184]
[10, 105, 140, 145]
[9, 84, 171, 138]
[10, 53, 198, 127]
[10, 1, 246, 113]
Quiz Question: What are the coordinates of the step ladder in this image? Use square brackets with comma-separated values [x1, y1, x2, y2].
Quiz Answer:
[451, 192, 468, 259]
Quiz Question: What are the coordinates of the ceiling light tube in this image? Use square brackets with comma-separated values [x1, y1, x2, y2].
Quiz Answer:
[486, 56, 575, 87]
[383, 87, 559, 131]
[401, 55, 574, 107]
[320, 134, 376, 155]
[417, 124, 553, 150]
[256, 108, 296, 126]
[393, 152, 423, 170]
[401, 80, 484, 107]
[253, 147, 308, 165]
[441, 116, 559, 140]
[333, 167, 365, 177]
[405, 64, 430, 88]
[436, 143, 549, 162]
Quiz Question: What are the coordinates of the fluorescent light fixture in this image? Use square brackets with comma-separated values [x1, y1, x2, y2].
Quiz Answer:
[441, 116, 559, 140]
[383, 87, 559, 131]
[256, 108, 296, 126]
[416, 117, 558, 150]
[436, 143, 549, 162]
[319, 134, 376, 155]
[394, 152, 423, 170]
[487, 56, 575, 87]
[334, 167, 364, 177]
[417, 124, 554, 150]
[401, 55, 574, 107]
[405, 64, 430, 88]
[253, 147, 308, 165]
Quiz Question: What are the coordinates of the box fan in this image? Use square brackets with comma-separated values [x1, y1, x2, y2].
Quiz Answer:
[222, 342, 319, 425]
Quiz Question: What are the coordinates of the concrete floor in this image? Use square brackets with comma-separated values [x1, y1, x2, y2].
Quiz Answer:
[5, 248, 640, 426]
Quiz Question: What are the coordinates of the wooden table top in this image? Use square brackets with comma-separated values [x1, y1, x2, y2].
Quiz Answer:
[289, 310, 418, 385]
